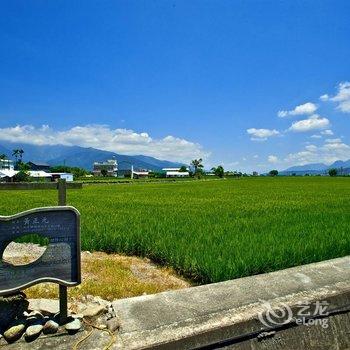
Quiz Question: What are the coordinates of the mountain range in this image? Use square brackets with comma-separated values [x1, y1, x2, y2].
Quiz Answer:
[0, 142, 183, 171]
[1, 142, 349, 175]
[281, 159, 350, 175]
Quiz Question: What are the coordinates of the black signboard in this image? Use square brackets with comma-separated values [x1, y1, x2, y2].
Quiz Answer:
[0, 206, 81, 295]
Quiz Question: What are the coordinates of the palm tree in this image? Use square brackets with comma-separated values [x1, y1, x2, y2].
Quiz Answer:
[191, 158, 204, 175]
[12, 149, 20, 163]
[12, 149, 24, 169]
[18, 149, 24, 162]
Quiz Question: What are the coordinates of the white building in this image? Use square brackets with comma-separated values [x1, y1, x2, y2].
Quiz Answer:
[28, 171, 52, 181]
[0, 170, 52, 182]
[0, 159, 14, 170]
[93, 159, 118, 177]
[0, 169, 17, 181]
[162, 168, 190, 177]
[50, 173, 74, 182]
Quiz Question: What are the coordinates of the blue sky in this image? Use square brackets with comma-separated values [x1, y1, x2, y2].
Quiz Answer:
[0, 0, 349, 172]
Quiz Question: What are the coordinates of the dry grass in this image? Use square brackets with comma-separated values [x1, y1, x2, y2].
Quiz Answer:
[24, 251, 190, 301]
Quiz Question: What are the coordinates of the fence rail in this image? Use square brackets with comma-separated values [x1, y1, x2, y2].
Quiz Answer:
[0, 182, 83, 190]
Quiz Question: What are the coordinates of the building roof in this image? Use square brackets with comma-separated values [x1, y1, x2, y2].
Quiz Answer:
[133, 171, 149, 175]
[49, 172, 73, 176]
[162, 168, 181, 171]
[0, 169, 18, 178]
[166, 171, 189, 176]
[0, 170, 52, 178]
[29, 171, 52, 177]
[27, 161, 50, 167]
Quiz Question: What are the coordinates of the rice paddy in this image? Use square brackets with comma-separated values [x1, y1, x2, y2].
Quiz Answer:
[1, 177, 349, 284]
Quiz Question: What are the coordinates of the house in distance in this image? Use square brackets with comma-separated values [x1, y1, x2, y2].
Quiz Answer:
[0, 159, 14, 171]
[27, 161, 51, 171]
[162, 167, 190, 177]
[93, 159, 118, 177]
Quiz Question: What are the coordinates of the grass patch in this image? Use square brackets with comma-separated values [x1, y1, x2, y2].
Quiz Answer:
[24, 252, 190, 300]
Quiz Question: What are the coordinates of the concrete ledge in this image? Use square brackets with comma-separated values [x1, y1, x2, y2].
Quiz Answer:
[3, 256, 350, 349]
[112, 256, 350, 349]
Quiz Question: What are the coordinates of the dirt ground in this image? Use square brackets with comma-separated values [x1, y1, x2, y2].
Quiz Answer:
[3, 242, 191, 301]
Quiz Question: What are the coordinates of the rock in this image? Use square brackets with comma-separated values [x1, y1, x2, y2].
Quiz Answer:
[43, 320, 59, 334]
[26, 311, 45, 325]
[65, 318, 81, 333]
[3, 322, 26, 343]
[83, 304, 106, 318]
[106, 305, 116, 320]
[25, 324, 43, 341]
[0, 293, 29, 331]
[106, 318, 120, 332]
[28, 299, 59, 316]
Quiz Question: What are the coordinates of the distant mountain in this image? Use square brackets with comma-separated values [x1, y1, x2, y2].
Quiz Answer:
[281, 159, 350, 175]
[0, 142, 184, 171]
[284, 163, 328, 172]
[329, 159, 350, 169]
[0, 145, 11, 157]
[131, 155, 183, 169]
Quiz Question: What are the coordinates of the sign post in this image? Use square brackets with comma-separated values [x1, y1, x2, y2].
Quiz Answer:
[0, 179, 81, 325]
[58, 179, 68, 324]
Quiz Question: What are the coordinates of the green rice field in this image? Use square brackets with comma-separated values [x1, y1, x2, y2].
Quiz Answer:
[1, 177, 349, 284]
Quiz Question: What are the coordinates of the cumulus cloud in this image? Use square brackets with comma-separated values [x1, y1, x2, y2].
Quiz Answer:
[285, 138, 350, 165]
[268, 155, 279, 163]
[288, 114, 330, 133]
[310, 134, 322, 139]
[246, 128, 280, 141]
[278, 102, 318, 118]
[0, 124, 208, 162]
[321, 82, 350, 113]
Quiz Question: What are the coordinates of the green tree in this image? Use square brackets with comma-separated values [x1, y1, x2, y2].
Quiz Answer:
[329, 168, 338, 177]
[0, 154, 7, 160]
[50, 165, 88, 179]
[13, 163, 30, 182]
[211, 165, 225, 178]
[12, 149, 24, 169]
[13, 171, 30, 182]
[101, 168, 108, 177]
[191, 159, 204, 177]
[269, 170, 279, 177]
[179, 165, 187, 172]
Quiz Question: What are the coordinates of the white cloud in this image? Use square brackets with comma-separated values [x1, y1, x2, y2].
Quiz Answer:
[0, 124, 208, 163]
[278, 102, 318, 118]
[285, 138, 350, 165]
[268, 155, 279, 163]
[247, 128, 280, 141]
[288, 114, 330, 133]
[321, 82, 350, 113]
[305, 144, 318, 152]
[321, 129, 334, 136]
[310, 134, 322, 139]
[325, 138, 342, 143]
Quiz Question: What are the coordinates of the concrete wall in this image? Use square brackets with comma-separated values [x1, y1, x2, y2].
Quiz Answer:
[4, 256, 350, 349]
[111, 256, 350, 349]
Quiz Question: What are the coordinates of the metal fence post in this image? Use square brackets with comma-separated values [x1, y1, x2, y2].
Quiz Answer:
[58, 179, 68, 324]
